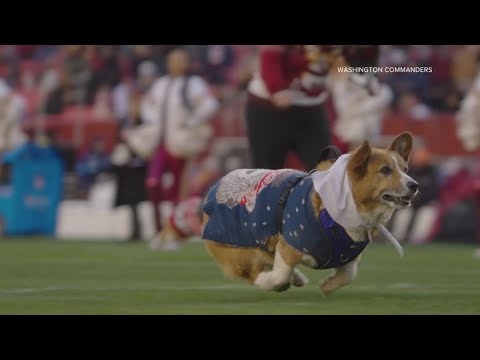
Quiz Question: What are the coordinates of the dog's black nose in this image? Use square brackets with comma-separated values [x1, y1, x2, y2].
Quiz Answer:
[407, 181, 419, 192]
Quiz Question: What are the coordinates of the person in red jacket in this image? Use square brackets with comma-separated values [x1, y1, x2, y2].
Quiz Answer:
[246, 45, 339, 170]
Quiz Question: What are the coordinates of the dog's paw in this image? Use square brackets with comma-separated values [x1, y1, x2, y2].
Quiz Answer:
[319, 285, 333, 298]
[319, 279, 335, 297]
[274, 282, 291, 292]
[292, 269, 309, 287]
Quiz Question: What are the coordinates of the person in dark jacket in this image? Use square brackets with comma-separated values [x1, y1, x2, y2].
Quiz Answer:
[111, 93, 148, 241]
[245, 45, 339, 171]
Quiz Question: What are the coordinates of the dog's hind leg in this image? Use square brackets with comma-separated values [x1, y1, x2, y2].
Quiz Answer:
[319, 255, 361, 296]
[204, 239, 276, 283]
[253, 238, 302, 292]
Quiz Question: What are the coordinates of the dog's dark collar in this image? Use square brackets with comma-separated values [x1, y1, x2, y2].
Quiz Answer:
[277, 145, 343, 235]
[277, 170, 315, 235]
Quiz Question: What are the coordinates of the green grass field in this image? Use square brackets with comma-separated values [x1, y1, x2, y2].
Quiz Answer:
[0, 238, 479, 314]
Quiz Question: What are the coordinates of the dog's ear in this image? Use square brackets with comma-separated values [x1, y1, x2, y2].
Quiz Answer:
[348, 140, 372, 178]
[388, 132, 413, 162]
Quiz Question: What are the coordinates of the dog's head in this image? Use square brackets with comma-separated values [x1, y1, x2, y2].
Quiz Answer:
[347, 132, 419, 218]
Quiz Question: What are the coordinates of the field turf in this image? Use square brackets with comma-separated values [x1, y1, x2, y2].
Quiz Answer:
[0, 238, 479, 314]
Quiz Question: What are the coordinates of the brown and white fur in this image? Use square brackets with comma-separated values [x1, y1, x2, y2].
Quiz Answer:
[203, 132, 418, 295]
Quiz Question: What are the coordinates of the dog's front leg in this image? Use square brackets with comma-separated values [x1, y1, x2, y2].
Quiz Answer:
[292, 268, 309, 287]
[254, 242, 295, 292]
[319, 255, 361, 296]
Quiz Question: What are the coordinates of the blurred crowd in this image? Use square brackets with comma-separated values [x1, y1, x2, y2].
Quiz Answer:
[1, 45, 480, 245]
[0, 45, 255, 119]
[0, 45, 479, 121]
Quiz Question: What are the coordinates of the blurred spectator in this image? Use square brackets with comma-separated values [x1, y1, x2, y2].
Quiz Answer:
[452, 45, 480, 95]
[131, 45, 162, 76]
[62, 45, 91, 105]
[245, 45, 335, 170]
[425, 45, 454, 111]
[150, 46, 180, 74]
[137, 60, 157, 93]
[327, 47, 393, 149]
[111, 93, 148, 241]
[397, 91, 432, 120]
[231, 46, 257, 91]
[391, 145, 440, 244]
[112, 74, 135, 125]
[16, 45, 37, 60]
[201, 45, 234, 85]
[0, 78, 27, 153]
[42, 71, 68, 115]
[75, 137, 111, 196]
[92, 85, 114, 119]
[139, 48, 219, 239]
[457, 71, 480, 151]
[32, 45, 61, 61]
[86, 45, 121, 104]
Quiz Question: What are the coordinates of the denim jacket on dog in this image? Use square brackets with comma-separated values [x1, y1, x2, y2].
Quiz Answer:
[202, 169, 369, 269]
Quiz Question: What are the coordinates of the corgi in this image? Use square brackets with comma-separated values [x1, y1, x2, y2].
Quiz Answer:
[201, 132, 418, 295]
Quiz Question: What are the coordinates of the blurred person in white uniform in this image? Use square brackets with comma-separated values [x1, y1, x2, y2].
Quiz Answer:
[128, 48, 219, 247]
[457, 72, 480, 152]
[0, 79, 27, 153]
[456, 71, 480, 257]
[327, 46, 393, 149]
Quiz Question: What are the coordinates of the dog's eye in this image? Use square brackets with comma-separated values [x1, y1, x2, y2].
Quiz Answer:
[404, 167, 408, 173]
[380, 166, 392, 175]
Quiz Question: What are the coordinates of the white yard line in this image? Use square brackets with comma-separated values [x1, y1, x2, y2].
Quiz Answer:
[0, 287, 61, 294]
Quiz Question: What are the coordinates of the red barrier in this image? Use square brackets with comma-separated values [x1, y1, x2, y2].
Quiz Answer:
[22, 107, 118, 153]
[21, 105, 480, 159]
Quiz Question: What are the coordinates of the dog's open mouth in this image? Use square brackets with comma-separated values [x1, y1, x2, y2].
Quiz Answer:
[382, 194, 413, 206]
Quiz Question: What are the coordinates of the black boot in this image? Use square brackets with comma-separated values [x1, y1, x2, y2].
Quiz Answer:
[128, 204, 141, 241]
